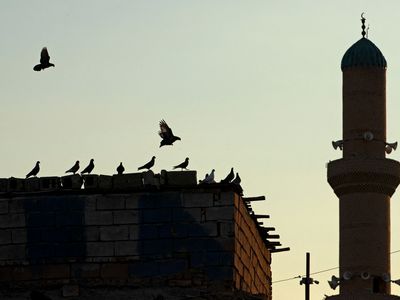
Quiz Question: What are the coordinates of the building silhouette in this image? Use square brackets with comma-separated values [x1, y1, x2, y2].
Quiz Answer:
[327, 18, 400, 299]
[0, 171, 286, 299]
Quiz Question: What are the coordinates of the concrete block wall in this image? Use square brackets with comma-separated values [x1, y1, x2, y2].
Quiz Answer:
[0, 181, 272, 299]
[234, 194, 272, 298]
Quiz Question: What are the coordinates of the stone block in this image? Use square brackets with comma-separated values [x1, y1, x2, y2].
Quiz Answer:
[206, 206, 234, 221]
[113, 210, 140, 224]
[158, 259, 187, 275]
[62, 284, 80, 297]
[112, 173, 143, 190]
[86, 242, 114, 257]
[83, 174, 99, 189]
[97, 196, 125, 210]
[0, 179, 7, 192]
[220, 222, 235, 237]
[141, 208, 171, 223]
[142, 170, 158, 187]
[71, 263, 100, 278]
[11, 229, 27, 244]
[0, 230, 11, 245]
[61, 174, 83, 190]
[188, 222, 218, 237]
[0, 244, 26, 260]
[8, 178, 25, 192]
[206, 266, 233, 280]
[166, 171, 197, 186]
[101, 263, 128, 278]
[99, 175, 112, 189]
[182, 192, 213, 207]
[214, 191, 235, 206]
[0, 200, 8, 215]
[42, 264, 70, 279]
[0, 214, 25, 228]
[128, 261, 159, 277]
[39, 177, 61, 191]
[85, 226, 100, 241]
[115, 241, 139, 256]
[85, 211, 113, 225]
[100, 225, 129, 241]
[141, 239, 172, 255]
[24, 177, 40, 192]
[172, 208, 201, 222]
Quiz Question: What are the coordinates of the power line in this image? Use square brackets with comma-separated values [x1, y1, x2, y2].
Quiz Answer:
[272, 249, 400, 284]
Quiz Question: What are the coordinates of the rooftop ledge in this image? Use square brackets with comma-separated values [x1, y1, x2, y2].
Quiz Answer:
[0, 170, 243, 197]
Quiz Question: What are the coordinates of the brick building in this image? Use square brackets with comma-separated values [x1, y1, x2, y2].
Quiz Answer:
[0, 171, 287, 300]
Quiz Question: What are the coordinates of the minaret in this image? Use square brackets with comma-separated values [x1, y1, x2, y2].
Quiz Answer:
[327, 15, 400, 299]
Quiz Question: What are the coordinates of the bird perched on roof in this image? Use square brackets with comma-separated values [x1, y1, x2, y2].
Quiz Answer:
[201, 169, 215, 184]
[138, 156, 156, 170]
[65, 161, 79, 174]
[117, 162, 125, 175]
[173, 157, 189, 170]
[158, 119, 181, 147]
[33, 47, 55, 71]
[221, 167, 234, 183]
[30, 291, 52, 300]
[81, 159, 95, 175]
[26, 161, 40, 178]
[232, 172, 241, 185]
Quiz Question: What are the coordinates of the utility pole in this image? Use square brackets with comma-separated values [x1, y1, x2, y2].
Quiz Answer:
[300, 252, 318, 300]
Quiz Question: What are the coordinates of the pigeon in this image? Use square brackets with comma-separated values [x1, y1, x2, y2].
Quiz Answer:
[26, 161, 40, 178]
[221, 167, 234, 183]
[158, 119, 181, 147]
[201, 169, 215, 184]
[81, 159, 95, 174]
[173, 157, 189, 170]
[33, 47, 55, 71]
[30, 291, 52, 300]
[65, 161, 79, 174]
[117, 162, 125, 175]
[232, 172, 241, 185]
[138, 156, 156, 170]
[199, 173, 208, 183]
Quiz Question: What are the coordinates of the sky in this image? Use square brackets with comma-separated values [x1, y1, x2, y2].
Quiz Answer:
[2, 1, 400, 299]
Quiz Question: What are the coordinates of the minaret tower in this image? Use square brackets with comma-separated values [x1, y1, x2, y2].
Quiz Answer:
[327, 15, 400, 299]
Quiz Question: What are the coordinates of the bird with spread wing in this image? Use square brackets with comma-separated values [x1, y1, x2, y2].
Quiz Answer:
[158, 119, 181, 147]
[33, 47, 55, 71]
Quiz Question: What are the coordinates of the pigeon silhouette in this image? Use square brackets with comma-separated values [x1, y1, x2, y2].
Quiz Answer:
[138, 156, 156, 170]
[26, 161, 40, 178]
[158, 119, 181, 147]
[199, 173, 209, 183]
[81, 159, 94, 174]
[33, 47, 55, 71]
[30, 291, 52, 300]
[117, 162, 125, 175]
[173, 157, 189, 170]
[221, 167, 234, 183]
[201, 169, 215, 184]
[65, 161, 79, 174]
[232, 172, 241, 185]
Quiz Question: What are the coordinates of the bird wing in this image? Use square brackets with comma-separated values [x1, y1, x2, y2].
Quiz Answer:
[158, 119, 173, 139]
[40, 47, 50, 64]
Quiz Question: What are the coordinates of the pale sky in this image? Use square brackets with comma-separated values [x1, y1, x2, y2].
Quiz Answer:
[2, 1, 400, 299]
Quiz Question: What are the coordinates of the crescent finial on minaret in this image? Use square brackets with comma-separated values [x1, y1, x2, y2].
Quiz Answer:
[361, 13, 366, 38]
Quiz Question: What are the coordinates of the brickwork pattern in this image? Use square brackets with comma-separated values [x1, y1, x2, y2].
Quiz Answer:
[233, 194, 272, 298]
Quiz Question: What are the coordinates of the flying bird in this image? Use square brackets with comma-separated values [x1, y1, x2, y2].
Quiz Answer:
[221, 167, 234, 183]
[232, 172, 241, 185]
[33, 47, 55, 71]
[201, 169, 215, 184]
[117, 162, 125, 175]
[81, 159, 95, 175]
[138, 156, 156, 170]
[65, 161, 79, 174]
[26, 161, 40, 178]
[173, 157, 189, 170]
[158, 119, 181, 147]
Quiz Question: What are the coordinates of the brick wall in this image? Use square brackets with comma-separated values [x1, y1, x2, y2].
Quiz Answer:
[234, 194, 272, 298]
[0, 171, 272, 299]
